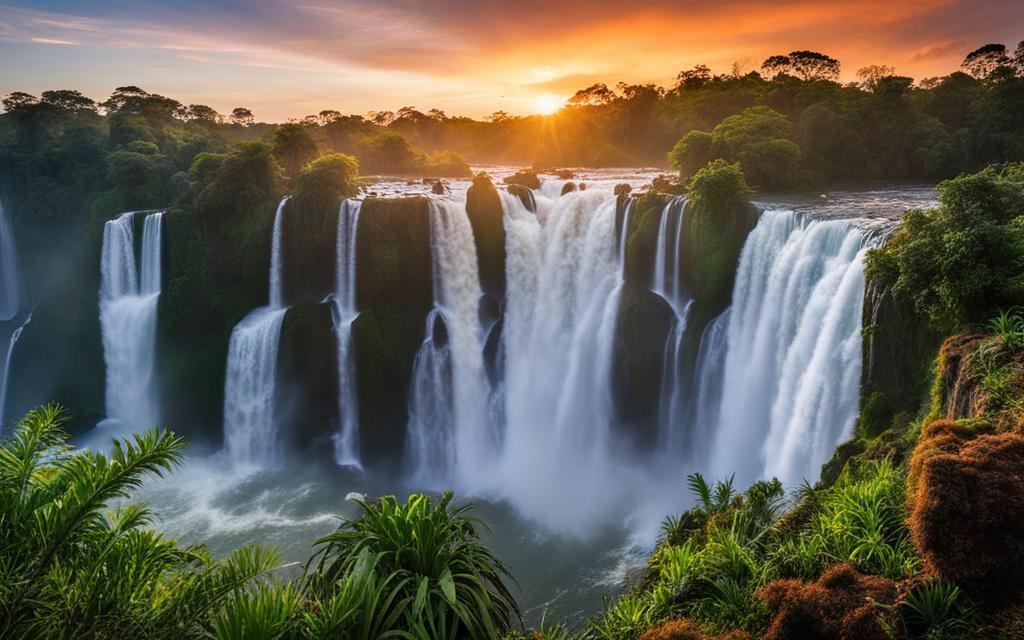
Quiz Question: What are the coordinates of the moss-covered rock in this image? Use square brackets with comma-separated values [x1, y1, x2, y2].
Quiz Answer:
[156, 198, 277, 443]
[465, 173, 506, 299]
[622, 191, 669, 286]
[280, 196, 338, 306]
[858, 280, 943, 438]
[276, 301, 338, 461]
[612, 280, 675, 449]
[352, 197, 433, 466]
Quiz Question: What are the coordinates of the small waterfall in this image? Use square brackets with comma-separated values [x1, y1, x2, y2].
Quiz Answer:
[0, 309, 32, 425]
[688, 307, 730, 459]
[99, 210, 163, 428]
[709, 211, 872, 487]
[224, 196, 290, 467]
[651, 197, 693, 452]
[407, 197, 489, 487]
[498, 188, 625, 532]
[0, 199, 19, 320]
[331, 199, 362, 468]
[268, 196, 290, 308]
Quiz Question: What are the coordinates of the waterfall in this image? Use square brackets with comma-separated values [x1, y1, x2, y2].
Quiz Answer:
[709, 211, 872, 488]
[0, 199, 19, 320]
[497, 188, 626, 532]
[224, 196, 290, 467]
[651, 197, 693, 452]
[407, 197, 490, 487]
[99, 210, 163, 428]
[268, 196, 290, 309]
[331, 199, 362, 468]
[688, 307, 730, 460]
[0, 309, 32, 425]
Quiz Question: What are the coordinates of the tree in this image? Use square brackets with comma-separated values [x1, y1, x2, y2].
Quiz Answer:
[317, 109, 342, 125]
[488, 110, 512, 123]
[427, 108, 447, 121]
[187, 104, 221, 123]
[230, 107, 254, 126]
[39, 89, 96, 113]
[761, 51, 840, 81]
[2, 91, 38, 112]
[962, 43, 1011, 78]
[367, 110, 395, 126]
[668, 130, 714, 177]
[686, 159, 752, 211]
[292, 152, 360, 211]
[192, 142, 285, 219]
[856, 65, 897, 91]
[269, 123, 318, 180]
[568, 83, 616, 106]
[675, 65, 713, 90]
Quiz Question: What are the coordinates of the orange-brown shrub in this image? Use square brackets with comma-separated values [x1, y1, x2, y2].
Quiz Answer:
[907, 419, 991, 498]
[638, 618, 751, 640]
[757, 563, 898, 640]
[910, 431, 1024, 602]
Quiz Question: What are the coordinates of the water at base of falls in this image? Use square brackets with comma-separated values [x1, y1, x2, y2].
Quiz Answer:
[223, 307, 288, 466]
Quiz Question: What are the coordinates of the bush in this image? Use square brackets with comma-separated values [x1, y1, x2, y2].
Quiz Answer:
[686, 160, 752, 212]
[0, 406, 276, 639]
[757, 564, 898, 640]
[910, 429, 1024, 602]
[305, 491, 520, 638]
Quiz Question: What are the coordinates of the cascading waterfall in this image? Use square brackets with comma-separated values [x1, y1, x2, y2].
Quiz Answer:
[651, 197, 693, 452]
[99, 210, 163, 428]
[0, 199, 18, 320]
[687, 308, 730, 460]
[407, 197, 490, 487]
[709, 211, 875, 488]
[0, 309, 32, 424]
[331, 199, 362, 467]
[497, 188, 627, 532]
[223, 196, 290, 467]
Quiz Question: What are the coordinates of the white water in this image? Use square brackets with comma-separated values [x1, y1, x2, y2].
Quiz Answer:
[0, 199, 18, 320]
[407, 197, 490, 488]
[709, 211, 872, 488]
[331, 199, 362, 467]
[99, 211, 163, 428]
[0, 309, 32, 424]
[223, 196, 290, 467]
[688, 308, 730, 461]
[497, 188, 633, 534]
[651, 197, 693, 453]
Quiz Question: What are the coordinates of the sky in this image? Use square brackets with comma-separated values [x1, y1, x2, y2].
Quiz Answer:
[0, 0, 1022, 121]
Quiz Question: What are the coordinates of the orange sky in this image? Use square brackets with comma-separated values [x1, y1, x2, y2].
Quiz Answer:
[0, 0, 1021, 120]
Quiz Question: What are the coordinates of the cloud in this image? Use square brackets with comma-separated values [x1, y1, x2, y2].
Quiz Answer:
[0, 0, 1021, 118]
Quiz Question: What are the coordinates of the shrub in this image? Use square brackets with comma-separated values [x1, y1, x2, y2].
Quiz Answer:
[639, 617, 751, 640]
[910, 430, 1024, 602]
[757, 564, 898, 640]
[686, 160, 752, 212]
[291, 152, 360, 212]
[305, 491, 519, 638]
[0, 405, 276, 639]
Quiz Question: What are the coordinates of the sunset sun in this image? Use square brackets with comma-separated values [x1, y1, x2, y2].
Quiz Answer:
[534, 93, 563, 115]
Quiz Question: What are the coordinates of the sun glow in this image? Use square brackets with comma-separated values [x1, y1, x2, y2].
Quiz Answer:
[533, 93, 564, 115]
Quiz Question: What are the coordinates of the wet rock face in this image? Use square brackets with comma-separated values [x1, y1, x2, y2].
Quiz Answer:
[506, 184, 535, 212]
[560, 182, 577, 196]
[465, 174, 506, 299]
[503, 170, 541, 190]
[276, 301, 339, 462]
[611, 281, 675, 450]
[351, 197, 434, 467]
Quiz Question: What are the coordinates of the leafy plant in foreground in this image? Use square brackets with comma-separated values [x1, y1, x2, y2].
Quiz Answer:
[0, 405, 277, 639]
[305, 491, 520, 639]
